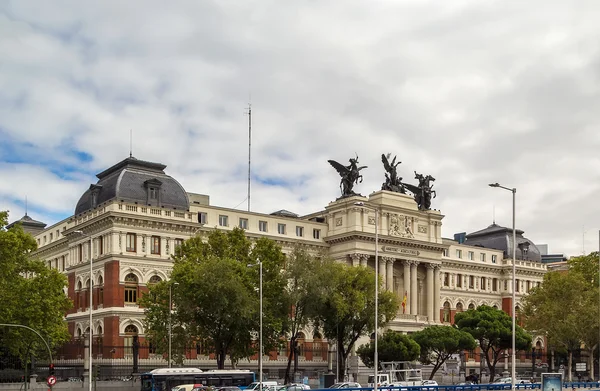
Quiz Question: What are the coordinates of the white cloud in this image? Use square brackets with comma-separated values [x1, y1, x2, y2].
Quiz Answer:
[1, 0, 600, 256]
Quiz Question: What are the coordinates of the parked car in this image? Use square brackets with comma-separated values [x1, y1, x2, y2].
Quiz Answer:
[328, 382, 362, 389]
[421, 380, 438, 390]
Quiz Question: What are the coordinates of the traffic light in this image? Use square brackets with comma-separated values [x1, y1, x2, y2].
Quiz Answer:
[49, 363, 55, 376]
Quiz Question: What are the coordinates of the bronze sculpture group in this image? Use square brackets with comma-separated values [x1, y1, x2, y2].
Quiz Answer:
[328, 153, 436, 211]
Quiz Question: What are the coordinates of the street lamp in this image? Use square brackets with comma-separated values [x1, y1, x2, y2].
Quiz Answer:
[354, 202, 379, 391]
[74, 230, 93, 391]
[248, 260, 263, 391]
[489, 183, 516, 391]
[168, 281, 179, 368]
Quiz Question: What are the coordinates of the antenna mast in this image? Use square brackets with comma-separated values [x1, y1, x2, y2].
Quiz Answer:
[25, 196, 28, 216]
[130, 129, 133, 158]
[247, 102, 252, 212]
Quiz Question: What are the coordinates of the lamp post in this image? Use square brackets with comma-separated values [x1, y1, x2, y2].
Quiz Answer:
[74, 230, 93, 391]
[489, 183, 516, 391]
[168, 281, 179, 368]
[354, 202, 379, 391]
[248, 260, 263, 391]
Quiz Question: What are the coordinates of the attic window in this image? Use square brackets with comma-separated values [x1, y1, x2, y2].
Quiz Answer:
[149, 188, 158, 199]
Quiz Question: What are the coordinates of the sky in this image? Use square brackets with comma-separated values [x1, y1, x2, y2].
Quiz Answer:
[1, 1, 599, 257]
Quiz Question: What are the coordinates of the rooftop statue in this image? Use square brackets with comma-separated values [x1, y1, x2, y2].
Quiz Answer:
[403, 171, 437, 210]
[381, 153, 406, 194]
[328, 154, 367, 198]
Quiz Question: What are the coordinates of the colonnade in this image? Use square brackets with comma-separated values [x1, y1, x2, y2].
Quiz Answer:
[349, 253, 441, 323]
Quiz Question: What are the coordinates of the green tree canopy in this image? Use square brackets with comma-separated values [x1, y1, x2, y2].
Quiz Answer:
[454, 305, 531, 382]
[356, 330, 420, 368]
[142, 227, 288, 368]
[522, 259, 599, 381]
[314, 261, 399, 380]
[0, 211, 72, 366]
[411, 325, 477, 379]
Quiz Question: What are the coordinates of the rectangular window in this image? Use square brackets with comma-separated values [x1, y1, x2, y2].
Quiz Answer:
[98, 287, 104, 306]
[504, 281, 508, 291]
[456, 274, 462, 288]
[468, 251, 474, 260]
[125, 287, 137, 303]
[456, 249, 462, 259]
[313, 229, 321, 239]
[480, 253, 486, 262]
[239, 218, 248, 230]
[219, 215, 228, 227]
[151, 236, 161, 255]
[61, 256, 65, 271]
[50, 233, 53, 241]
[98, 236, 104, 256]
[126, 233, 136, 252]
[480, 277, 486, 290]
[469, 276, 474, 289]
[492, 278, 498, 291]
[515, 279, 520, 292]
[442, 249, 449, 257]
[174, 238, 184, 249]
[79, 244, 83, 261]
[278, 223, 286, 235]
[492, 254, 497, 263]
[259, 221, 268, 232]
[443, 273, 449, 287]
[149, 188, 158, 199]
[296, 226, 304, 237]
[199, 212, 208, 224]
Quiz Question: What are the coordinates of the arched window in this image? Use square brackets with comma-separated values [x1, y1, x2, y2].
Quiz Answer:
[149, 275, 162, 285]
[124, 324, 138, 357]
[97, 325, 103, 335]
[313, 332, 323, 358]
[468, 303, 475, 310]
[76, 281, 82, 309]
[493, 304, 498, 309]
[295, 332, 306, 358]
[443, 301, 451, 323]
[84, 279, 90, 310]
[76, 327, 82, 338]
[97, 276, 104, 307]
[456, 302, 464, 312]
[124, 274, 139, 304]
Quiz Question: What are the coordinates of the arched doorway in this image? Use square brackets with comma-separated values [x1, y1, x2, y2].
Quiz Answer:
[124, 324, 138, 358]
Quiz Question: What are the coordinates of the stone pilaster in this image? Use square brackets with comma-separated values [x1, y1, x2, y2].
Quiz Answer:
[426, 263, 435, 321]
[410, 260, 419, 315]
[433, 265, 441, 323]
[384, 257, 395, 292]
[402, 260, 411, 314]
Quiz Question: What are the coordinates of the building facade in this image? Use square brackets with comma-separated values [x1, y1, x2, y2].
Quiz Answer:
[23, 156, 547, 378]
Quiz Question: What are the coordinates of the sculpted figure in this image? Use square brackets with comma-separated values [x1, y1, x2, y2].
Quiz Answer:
[328, 154, 368, 197]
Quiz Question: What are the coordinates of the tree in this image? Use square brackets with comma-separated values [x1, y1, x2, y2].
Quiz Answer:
[356, 330, 420, 368]
[143, 227, 288, 369]
[522, 263, 599, 381]
[314, 261, 399, 381]
[411, 325, 477, 379]
[454, 305, 531, 382]
[280, 248, 322, 383]
[0, 211, 72, 374]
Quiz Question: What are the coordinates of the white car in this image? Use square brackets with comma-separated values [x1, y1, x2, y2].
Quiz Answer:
[421, 380, 438, 390]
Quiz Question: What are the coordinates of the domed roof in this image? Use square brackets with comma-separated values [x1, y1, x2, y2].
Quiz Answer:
[464, 223, 542, 262]
[75, 156, 189, 215]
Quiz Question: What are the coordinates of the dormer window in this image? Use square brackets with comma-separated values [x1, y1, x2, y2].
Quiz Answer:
[144, 178, 163, 206]
[88, 184, 103, 208]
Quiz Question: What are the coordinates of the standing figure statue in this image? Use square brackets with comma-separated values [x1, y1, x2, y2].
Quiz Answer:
[328, 154, 368, 198]
[381, 153, 406, 193]
[403, 171, 437, 210]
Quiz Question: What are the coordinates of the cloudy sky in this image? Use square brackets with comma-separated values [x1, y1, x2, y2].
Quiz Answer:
[1, 1, 599, 257]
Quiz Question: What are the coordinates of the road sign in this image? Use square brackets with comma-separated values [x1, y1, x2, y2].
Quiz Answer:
[559, 364, 565, 370]
[576, 363, 586, 371]
[47, 375, 57, 386]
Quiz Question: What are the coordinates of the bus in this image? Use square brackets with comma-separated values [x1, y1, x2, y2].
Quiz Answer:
[141, 368, 256, 391]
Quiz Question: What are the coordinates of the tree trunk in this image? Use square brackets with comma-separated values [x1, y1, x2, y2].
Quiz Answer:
[590, 347, 595, 381]
[337, 339, 348, 382]
[486, 350, 497, 383]
[217, 348, 226, 369]
[568, 351, 573, 382]
[284, 337, 296, 384]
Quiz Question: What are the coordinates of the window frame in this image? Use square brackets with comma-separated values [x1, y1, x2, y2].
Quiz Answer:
[218, 215, 229, 227]
[151, 236, 161, 255]
[313, 229, 320, 239]
[480, 253, 486, 262]
[199, 212, 208, 224]
[277, 223, 286, 235]
[239, 218, 249, 230]
[126, 233, 136, 252]
[467, 251, 474, 260]
[456, 249, 462, 258]
[296, 226, 304, 237]
[259, 220, 268, 232]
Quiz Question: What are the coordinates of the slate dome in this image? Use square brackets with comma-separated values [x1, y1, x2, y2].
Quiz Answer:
[74, 157, 189, 215]
[464, 223, 542, 262]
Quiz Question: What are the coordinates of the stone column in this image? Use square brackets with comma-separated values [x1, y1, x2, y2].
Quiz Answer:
[359, 254, 368, 268]
[426, 264, 434, 321]
[385, 257, 394, 292]
[379, 258, 387, 290]
[350, 253, 361, 268]
[433, 265, 441, 323]
[410, 261, 419, 315]
[403, 260, 410, 314]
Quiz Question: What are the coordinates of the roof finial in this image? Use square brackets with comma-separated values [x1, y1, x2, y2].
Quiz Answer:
[25, 195, 28, 216]
[492, 204, 495, 225]
[129, 129, 133, 158]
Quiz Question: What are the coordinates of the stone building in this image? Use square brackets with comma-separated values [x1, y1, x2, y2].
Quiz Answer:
[22, 155, 547, 378]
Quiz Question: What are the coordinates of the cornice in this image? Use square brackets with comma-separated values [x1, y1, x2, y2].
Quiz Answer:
[325, 232, 445, 252]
